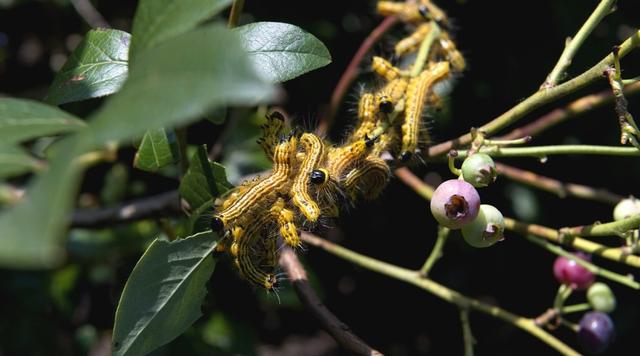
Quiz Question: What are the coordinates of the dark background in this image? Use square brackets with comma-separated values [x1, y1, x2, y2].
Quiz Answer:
[1, 0, 639, 355]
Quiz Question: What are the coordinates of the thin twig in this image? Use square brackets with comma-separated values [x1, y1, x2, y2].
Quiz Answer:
[70, 190, 181, 228]
[495, 163, 623, 205]
[301, 233, 579, 356]
[542, 0, 617, 88]
[317, 16, 399, 136]
[426, 29, 640, 157]
[527, 234, 640, 289]
[459, 308, 475, 356]
[498, 82, 640, 141]
[455, 145, 640, 159]
[279, 247, 383, 356]
[70, 0, 110, 28]
[560, 214, 640, 238]
[227, 0, 245, 28]
[419, 226, 449, 277]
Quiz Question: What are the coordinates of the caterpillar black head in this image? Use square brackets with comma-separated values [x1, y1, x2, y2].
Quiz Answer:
[310, 169, 329, 185]
[210, 215, 225, 233]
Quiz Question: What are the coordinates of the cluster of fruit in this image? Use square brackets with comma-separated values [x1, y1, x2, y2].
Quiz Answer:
[210, 0, 465, 290]
[430, 152, 505, 247]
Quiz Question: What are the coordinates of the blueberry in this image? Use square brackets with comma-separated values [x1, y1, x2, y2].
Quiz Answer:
[578, 311, 615, 354]
[553, 252, 595, 290]
[430, 179, 481, 229]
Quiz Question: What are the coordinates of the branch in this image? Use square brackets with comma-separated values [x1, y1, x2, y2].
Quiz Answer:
[455, 145, 640, 159]
[542, 0, 617, 88]
[495, 162, 623, 205]
[426, 29, 640, 157]
[301, 233, 579, 356]
[70, 0, 110, 28]
[279, 247, 383, 356]
[70, 190, 181, 228]
[317, 16, 399, 136]
[560, 214, 640, 238]
[498, 82, 640, 141]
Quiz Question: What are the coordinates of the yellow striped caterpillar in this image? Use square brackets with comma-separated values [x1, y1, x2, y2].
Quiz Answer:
[400, 61, 450, 161]
[290, 133, 327, 222]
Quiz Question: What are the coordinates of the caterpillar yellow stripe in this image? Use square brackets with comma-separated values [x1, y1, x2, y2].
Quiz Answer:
[270, 197, 300, 248]
[400, 61, 450, 161]
[211, 137, 295, 232]
[344, 156, 391, 201]
[257, 111, 287, 162]
[395, 23, 431, 57]
[234, 218, 278, 290]
[352, 93, 379, 141]
[291, 133, 326, 222]
[372, 56, 401, 82]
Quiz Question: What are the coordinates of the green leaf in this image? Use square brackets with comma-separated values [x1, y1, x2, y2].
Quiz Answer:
[129, 0, 232, 61]
[0, 24, 273, 269]
[112, 231, 218, 356]
[0, 144, 44, 178]
[87, 24, 276, 148]
[180, 145, 232, 213]
[235, 22, 332, 83]
[0, 98, 86, 143]
[45, 29, 130, 105]
[0, 139, 85, 268]
[133, 128, 181, 172]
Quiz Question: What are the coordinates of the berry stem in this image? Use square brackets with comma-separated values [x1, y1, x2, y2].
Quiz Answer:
[562, 303, 592, 314]
[301, 232, 580, 356]
[419, 225, 450, 277]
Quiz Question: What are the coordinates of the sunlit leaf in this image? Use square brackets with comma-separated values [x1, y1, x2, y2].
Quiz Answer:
[235, 22, 332, 83]
[45, 29, 130, 105]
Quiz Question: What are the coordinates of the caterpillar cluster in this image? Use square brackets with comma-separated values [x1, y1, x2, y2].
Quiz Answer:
[210, 0, 464, 290]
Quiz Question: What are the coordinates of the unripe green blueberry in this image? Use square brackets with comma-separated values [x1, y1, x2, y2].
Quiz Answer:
[613, 196, 640, 221]
[461, 153, 497, 188]
[587, 282, 616, 313]
[430, 179, 481, 229]
[461, 204, 505, 248]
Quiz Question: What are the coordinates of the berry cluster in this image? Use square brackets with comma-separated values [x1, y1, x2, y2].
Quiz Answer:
[430, 152, 504, 248]
[552, 253, 617, 354]
[210, 0, 465, 290]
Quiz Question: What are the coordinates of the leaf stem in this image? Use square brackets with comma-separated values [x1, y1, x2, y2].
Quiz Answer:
[301, 232, 580, 356]
[542, 0, 617, 88]
[410, 21, 440, 77]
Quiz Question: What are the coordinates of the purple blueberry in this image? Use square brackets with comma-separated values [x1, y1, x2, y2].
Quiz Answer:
[430, 179, 481, 229]
[553, 252, 595, 290]
[578, 312, 615, 354]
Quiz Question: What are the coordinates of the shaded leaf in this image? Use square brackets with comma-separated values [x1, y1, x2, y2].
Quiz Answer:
[45, 29, 130, 105]
[0, 98, 86, 143]
[235, 22, 332, 83]
[0, 24, 274, 269]
[112, 231, 218, 356]
[133, 128, 180, 172]
[180, 145, 232, 213]
[86, 24, 276, 148]
[129, 0, 232, 61]
[0, 144, 44, 178]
